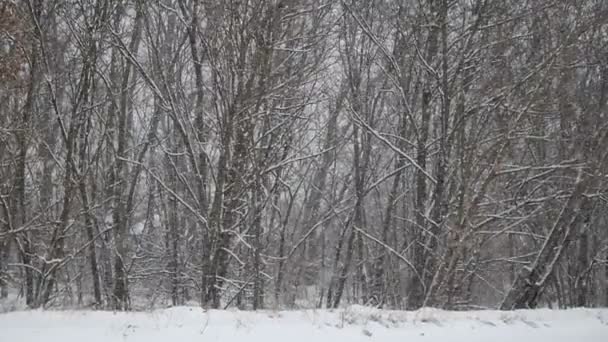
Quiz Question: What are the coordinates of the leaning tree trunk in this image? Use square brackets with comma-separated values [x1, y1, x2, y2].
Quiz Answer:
[501, 111, 608, 310]
[500, 172, 594, 309]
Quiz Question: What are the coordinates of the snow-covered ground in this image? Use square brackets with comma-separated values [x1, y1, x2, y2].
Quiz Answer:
[1, 305, 607, 342]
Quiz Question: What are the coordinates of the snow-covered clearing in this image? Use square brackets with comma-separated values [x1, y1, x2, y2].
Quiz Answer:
[1, 305, 607, 342]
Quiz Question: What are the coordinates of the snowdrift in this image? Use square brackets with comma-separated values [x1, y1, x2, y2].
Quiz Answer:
[1, 305, 607, 341]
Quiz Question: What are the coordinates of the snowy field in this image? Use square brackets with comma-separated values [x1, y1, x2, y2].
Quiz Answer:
[1, 305, 607, 342]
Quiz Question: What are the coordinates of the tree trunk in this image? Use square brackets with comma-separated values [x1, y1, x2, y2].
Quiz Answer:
[501, 170, 597, 309]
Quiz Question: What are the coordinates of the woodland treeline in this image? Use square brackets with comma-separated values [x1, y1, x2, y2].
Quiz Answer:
[0, 0, 607, 311]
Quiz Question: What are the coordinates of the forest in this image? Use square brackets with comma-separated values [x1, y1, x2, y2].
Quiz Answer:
[0, 0, 607, 312]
